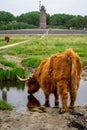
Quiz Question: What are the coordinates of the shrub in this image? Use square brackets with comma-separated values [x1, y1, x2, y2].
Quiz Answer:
[0, 22, 38, 30]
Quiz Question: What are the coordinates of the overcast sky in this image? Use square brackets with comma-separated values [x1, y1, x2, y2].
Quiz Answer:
[0, 0, 87, 16]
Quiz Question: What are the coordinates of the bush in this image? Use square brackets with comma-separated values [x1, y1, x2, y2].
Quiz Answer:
[0, 22, 38, 30]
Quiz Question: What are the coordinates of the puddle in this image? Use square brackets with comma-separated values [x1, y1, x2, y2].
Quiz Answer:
[0, 79, 87, 112]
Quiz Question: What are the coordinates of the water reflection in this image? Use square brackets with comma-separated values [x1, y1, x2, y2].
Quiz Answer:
[0, 81, 26, 111]
[76, 79, 87, 105]
[0, 79, 87, 112]
[27, 95, 40, 111]
[2, 89, 7, 102]
[0, 81, 25, 103]
[0, 81, 25, 91]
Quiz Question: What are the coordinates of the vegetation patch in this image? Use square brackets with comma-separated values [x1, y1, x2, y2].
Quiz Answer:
[0, 100, 13, 110]
[0, 58, 17, 68]
[22, 57, 43, 68]
[0, 67, 27, 81]
[0, 35, 87, 80]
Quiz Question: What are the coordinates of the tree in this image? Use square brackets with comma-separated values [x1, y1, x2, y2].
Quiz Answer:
[49, 14, 72, 27]
[83, 16, 87, 28]
[68, 15, 84, 28]
[0, 10, 86, 30]
[46, 13, 50, 25]
[0, 11, 15, 24]
[49, 14, 60, 26]
[49, 13, 85, 29]
[16, 11, 40, 26]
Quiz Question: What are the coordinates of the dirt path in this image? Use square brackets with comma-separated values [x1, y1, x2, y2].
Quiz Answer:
[0, 40, 29, 50]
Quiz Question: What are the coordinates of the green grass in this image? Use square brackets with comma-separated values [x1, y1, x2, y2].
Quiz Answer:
[0, 58, 17, 67]
[0, 100, 13, 110]
[0, 35, 30, 47]
[0, 54, 27, 81]
[1, 34, 86, 65]
[0, 34, 87, 80]
[22, 57, 43, 68]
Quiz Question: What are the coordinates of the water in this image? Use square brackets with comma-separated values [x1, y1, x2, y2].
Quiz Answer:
[76, 79, 87, 105]
[0, 79, 87, 112]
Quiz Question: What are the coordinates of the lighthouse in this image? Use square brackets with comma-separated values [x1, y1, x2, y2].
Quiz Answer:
[40, 5, 46, 29]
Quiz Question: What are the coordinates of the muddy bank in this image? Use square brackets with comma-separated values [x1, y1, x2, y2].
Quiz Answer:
[0, 105, 87, 130]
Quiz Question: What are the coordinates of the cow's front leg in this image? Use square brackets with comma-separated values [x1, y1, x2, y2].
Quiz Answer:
[58, 81, 68, 114]
[54, 88, 59, 107]
[44, 94, 50, 107]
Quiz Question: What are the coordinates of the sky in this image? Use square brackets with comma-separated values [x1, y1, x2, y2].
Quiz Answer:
[0, 0, 87, 16]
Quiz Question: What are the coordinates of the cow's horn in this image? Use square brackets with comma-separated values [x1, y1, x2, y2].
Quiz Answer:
[16, 74, 28, 81]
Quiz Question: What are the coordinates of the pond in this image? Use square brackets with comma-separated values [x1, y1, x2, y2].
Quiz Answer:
[0, 79, 87, 112]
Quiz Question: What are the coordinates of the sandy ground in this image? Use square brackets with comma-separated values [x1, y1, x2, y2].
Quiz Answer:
[0, 105, 87, 130]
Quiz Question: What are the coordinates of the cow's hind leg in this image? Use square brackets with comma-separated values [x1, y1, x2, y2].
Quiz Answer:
[69, 88, 77, 109]
[57, 81, 68, 114]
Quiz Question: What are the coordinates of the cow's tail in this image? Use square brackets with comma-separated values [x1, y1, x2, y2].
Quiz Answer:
[70, 51, 82, 91]
[65, 49, 77, 89]
[69, 57, 78, 108]
[65, 48, 82, 90]
[65, 48, 82, 108]
[71, 58, 77, 90]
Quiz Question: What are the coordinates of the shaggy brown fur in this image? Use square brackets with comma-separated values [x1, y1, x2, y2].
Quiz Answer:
[4, 36, 10, 42]
[25, 49, 82, 113]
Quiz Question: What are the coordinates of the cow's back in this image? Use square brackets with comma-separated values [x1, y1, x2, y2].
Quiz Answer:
[34, 49, 82, 95]
[35, 52, 72, 94]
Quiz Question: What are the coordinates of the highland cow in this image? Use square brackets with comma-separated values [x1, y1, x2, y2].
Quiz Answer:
[4, 36, 10, 42]
[17, 49, 82, 113]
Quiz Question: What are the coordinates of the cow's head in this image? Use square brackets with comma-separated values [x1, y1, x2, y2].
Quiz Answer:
[16, 75, 39, 94]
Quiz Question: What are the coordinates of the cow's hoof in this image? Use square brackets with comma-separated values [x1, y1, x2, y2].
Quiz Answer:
[59, 109, 66, 114]
[69, 106, 74, 110]
[44, 103, 50, 107]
